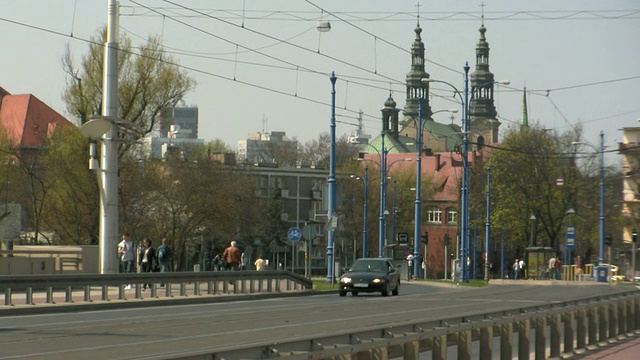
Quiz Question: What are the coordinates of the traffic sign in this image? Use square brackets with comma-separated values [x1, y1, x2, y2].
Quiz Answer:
[287, 227, 302, 242]
[566, 226, 576, 249]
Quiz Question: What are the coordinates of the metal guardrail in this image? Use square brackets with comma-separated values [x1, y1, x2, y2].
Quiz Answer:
[207, 289, 640, 360]
[0, 270, 312, 307]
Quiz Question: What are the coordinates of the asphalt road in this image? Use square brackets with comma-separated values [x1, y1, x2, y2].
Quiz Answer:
[0, 283, 636, 360]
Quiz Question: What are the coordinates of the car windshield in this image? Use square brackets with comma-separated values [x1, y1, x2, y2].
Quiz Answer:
[351, 259, 387, 272]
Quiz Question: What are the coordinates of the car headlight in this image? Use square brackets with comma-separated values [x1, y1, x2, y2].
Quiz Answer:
[341, 277, 352, 283]
[372, 278, 385, 283]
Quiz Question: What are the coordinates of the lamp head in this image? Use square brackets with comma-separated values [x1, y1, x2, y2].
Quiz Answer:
[316, 20, 331, 32]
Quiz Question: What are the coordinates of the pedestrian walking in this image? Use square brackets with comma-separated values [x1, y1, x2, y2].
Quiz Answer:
[138, 238, 157, 290]
[117, 232, 137, 290]
[157, 238, 171, 273]
[223, 241, 241, 271]
[254, 255, 267, 271]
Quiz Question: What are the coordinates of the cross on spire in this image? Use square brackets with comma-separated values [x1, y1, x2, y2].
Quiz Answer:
[415, 2, 421, 22]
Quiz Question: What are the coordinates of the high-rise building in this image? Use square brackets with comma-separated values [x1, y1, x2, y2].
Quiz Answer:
[237, 131, 298, 165]
[160, 107, 198, 139]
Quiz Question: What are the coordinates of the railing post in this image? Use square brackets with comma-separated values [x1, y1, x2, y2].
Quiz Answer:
[500, 322, 512, 360]
[83, 285, 91, 302]
[480, 324, 493, 359]
[26, 287, 33, 305]
[518, 319, 530, 360]
[629, 298, 637, 333]
[599, 305, 609, 344]
[618, 300, 626, 335]
[402, 340, 419, 360]
[458, 329, 471, 359]
[635, 297, 640, 331]
[549, 313, 561, 358]
[534, 316, 546, 360]
[564, 311, 575, 354]
[46, 287, 54, 304]
[431, 334, 447, 360]
[4, 288, 11, 306]
[609, 302, 618, 339]
[65, 286, 73, 303]
[588, 307, 598, 348]
[101, 285, 108, 301]
[576, 308, 587, 350]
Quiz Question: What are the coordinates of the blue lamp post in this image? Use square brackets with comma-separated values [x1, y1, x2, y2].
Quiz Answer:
[327, 72, 336, 283]
[572, 131, 606, 266]
[598, 131, 605, 265]
[351, 165, 369, 258]
[413, 98, 424, 279]
[485, 166, 491, 281]
[379, 131, 387, 258]
[422, 67, 508, 283]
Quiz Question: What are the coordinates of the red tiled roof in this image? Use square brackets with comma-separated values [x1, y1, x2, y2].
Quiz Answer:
[0, 91, 74, 148]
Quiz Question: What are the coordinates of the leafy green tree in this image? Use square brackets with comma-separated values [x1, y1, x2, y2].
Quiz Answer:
[62, 28, 196, 155]
[478, 124, 582, 257]
[40, 126, 99, 244]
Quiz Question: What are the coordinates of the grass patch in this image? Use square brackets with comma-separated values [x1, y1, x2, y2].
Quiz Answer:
[312, 279, 340, 291]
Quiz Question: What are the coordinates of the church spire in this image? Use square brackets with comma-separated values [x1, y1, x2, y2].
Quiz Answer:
[469, 18, 500, 144]
[403, 23, 431, 118]
[520, 87, 529, 129]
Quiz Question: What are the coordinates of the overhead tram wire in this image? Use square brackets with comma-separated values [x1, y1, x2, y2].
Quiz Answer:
[156, 0, 405, 86]
[304, 0, 462, 76]
[120, 25, 406, 100]
[123, 6, 640, 22]
[0, 13, 381, 126]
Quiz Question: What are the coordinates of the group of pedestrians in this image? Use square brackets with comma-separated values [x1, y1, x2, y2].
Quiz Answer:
[547, 255, 562, 280]
[212, 241, 268, 271]
[118, 235, 268, 287]
[117, 233, 172, 290]
[512, 258, 526, 279]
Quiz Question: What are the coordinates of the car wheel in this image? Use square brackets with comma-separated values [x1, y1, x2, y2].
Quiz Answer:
[339, 291, 346, 297]
[392, 281, 400, 296]
[381, 283, 390, 296]
[352, 291, 358, 296]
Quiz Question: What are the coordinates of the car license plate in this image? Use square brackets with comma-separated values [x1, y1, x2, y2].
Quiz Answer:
[354, 283, 368, 288]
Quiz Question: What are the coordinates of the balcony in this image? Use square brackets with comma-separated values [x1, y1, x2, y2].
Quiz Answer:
[619, 142, 640, 153]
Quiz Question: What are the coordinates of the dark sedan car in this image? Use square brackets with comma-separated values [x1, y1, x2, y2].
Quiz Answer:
[338, 257, 400, 296]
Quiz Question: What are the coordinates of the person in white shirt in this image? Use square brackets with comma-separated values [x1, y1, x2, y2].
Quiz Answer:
[117, 232, 136, 289]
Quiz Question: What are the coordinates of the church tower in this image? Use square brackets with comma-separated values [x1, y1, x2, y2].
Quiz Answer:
[404, 23, 431, 119]
[469, 20, 500, 145]
[520, 87, 529, 130]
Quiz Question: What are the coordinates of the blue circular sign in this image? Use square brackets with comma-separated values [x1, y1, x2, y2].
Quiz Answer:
[287, 227, 302, 242]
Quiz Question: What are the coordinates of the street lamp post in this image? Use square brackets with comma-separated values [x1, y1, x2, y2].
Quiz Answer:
[485, 166, 491, 281]
[413, 97, 424, 279]
[529, 215, 537, 247]
[350, 164, 369, 258]
[572, 131, 606, 266]
[327, 72, 337, 283]
[461, 62, 470, 282]
[360, 153, 411, 258]
[422, 74, 509, 283]
[379, 131, 386, 258]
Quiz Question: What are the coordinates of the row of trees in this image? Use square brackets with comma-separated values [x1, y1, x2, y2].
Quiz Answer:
[468, 124, 624, 266]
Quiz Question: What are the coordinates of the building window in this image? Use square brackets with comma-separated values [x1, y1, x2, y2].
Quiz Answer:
[426, 207, 442, 224]
[446, 209, 458, 224]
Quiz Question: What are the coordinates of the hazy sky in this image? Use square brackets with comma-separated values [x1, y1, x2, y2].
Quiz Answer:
[1, 0, 639, 162]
